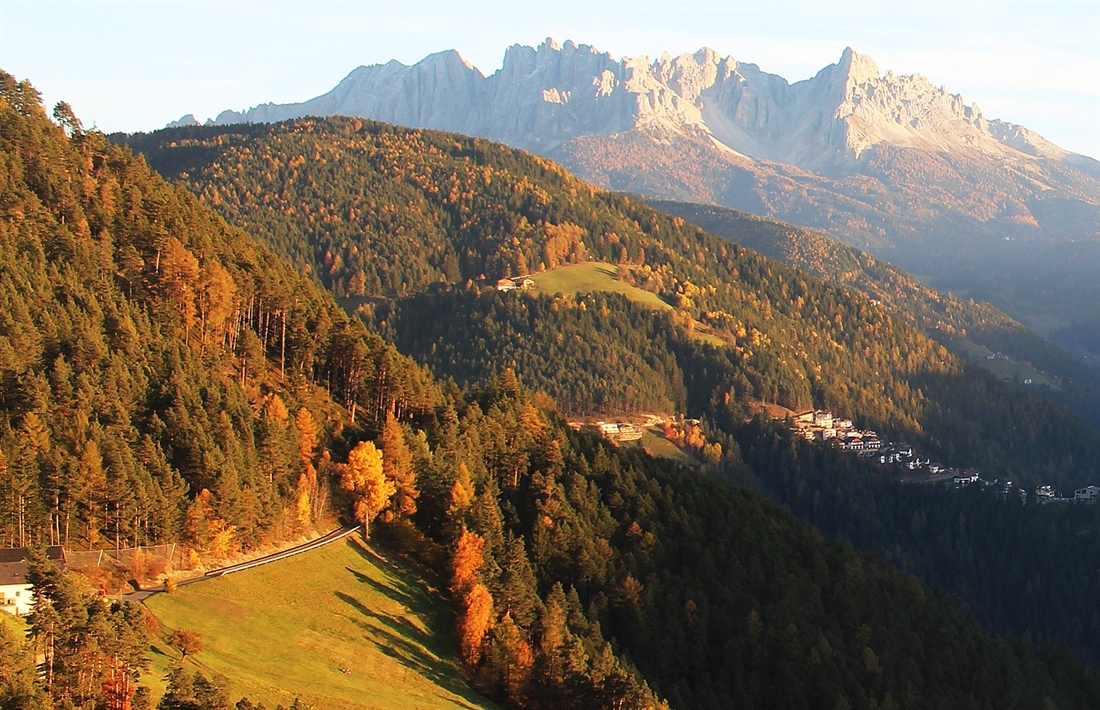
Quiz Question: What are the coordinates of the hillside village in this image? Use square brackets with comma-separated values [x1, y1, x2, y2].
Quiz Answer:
[792, 409, 1100, 503]
[571, 408, 1100, 506]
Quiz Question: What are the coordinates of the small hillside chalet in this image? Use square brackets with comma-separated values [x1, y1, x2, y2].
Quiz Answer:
[1074, 485, 1100, 503]
[0, 546, 65, 617]
[496, 277, 536, 292]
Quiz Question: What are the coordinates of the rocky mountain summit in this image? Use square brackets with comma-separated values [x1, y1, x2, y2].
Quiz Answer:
[195, 38, 1100, 352]
[208, 38, 1089, 174]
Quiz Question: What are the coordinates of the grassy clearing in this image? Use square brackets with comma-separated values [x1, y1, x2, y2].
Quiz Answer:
[144, 537, 495, 710]
[635, 431, 697, 466]
[532, 262, 726, 347]
[950, 339, 1060, 389]
[531, 262, 671, 311]
[689, 329, 727, 347]
[979, 358, 1059, 389]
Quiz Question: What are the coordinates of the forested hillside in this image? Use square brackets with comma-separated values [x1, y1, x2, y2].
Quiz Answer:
[393, 381, 1100, 710]
[127, 117, 1100, 492]
[650, 200, 1100, 425]
[0, 75, 438, 554]
[4, 73, 1100, 710]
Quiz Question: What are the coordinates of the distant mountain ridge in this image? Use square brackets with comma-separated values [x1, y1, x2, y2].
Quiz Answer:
[209, 39, 1089, 174]
[195, 38, 1100, 354]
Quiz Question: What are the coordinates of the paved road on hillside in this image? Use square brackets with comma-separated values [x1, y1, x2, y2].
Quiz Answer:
[121, 524, 361, 602]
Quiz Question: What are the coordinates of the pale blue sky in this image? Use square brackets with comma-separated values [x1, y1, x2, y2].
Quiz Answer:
[2, 1, 1098, 158]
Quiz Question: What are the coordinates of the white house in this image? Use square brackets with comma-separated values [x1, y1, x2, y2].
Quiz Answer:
[1074, 485, 1100, 503]
[954, 470, 980, 486]
[0, 546, 65, 617]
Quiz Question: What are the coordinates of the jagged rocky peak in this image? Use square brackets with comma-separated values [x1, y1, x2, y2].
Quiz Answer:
[418, 48, 483, 75]
[195, 39, 1079, 171]
[651, 48, 723, 103]
[166, 113, 200, 128]
[836, 47, 880, 87]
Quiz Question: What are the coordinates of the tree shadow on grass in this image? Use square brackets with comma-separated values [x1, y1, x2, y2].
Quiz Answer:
[344, 538, 447, 614]
[333, 590, 492, 710]
[345, 565, 441, 623]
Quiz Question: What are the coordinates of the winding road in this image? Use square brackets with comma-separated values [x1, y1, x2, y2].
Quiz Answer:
[121, 524, 361, 602]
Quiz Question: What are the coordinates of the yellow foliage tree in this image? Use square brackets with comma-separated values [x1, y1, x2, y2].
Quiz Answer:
[159, 237, 200, 337]
[340, 441, 393, 536]
[495, 612, 534, 704]
[296, 407, 321, 523]
[380, 412, 417, 519]
[447, 463, 475, 525]
[263, 393, 289, 424]
[295, 407, 319, 465]
[197, 259, 235, 351]
[295, 473, 312, 527]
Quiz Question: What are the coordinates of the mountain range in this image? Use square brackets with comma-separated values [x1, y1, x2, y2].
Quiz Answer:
[187, 38, 1100, 357]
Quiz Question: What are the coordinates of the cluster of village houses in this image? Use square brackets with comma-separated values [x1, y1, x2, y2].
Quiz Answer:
[792, 410, 1099, 503]
[594, 421, 645, 442]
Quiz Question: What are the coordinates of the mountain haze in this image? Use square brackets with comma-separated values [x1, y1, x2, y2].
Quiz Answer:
[647, 199, 1100, 425]
[203, 38, 1100, 354]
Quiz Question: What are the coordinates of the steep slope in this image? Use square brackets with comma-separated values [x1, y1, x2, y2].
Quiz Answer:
[731, 417, 1100, 669]
[146, 537, 494, 710]
[126, 118, 1100, 492]
[10, 73, 1100, 709]
[0, 75, 439, 555]
[199, 38, 1100, 356]
[376, 382, 1100, 710]
[649, 199, 1100, 425]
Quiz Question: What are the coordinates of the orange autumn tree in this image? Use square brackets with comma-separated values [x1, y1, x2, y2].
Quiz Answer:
[338, 441, 394, 537]
[452, 528, 494, 665]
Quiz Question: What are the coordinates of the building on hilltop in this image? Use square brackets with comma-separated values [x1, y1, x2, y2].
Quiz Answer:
[1, 546, 66, 617]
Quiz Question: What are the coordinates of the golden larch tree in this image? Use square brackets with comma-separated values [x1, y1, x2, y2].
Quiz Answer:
[339, 440, 393, 536]
[380, 412, 417, 519]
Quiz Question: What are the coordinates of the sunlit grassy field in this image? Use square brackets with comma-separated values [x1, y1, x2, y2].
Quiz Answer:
[144, 537, 495, 710]
[531, 262, 726, 346]
[531, 262, 671, 310]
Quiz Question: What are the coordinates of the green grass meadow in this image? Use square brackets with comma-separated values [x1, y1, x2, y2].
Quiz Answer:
[531, 262, 725, 346]
[144, 537, 495, 710]
[531, 262, 672, 311]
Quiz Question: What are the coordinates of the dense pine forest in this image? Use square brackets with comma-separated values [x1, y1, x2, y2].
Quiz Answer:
[127, 117, 1100, 493]
[4, 74, 1100, 710]
[0, 77, 439, 552]
[722, 417, 1100, 668]
[649, 200, 1100, 426]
